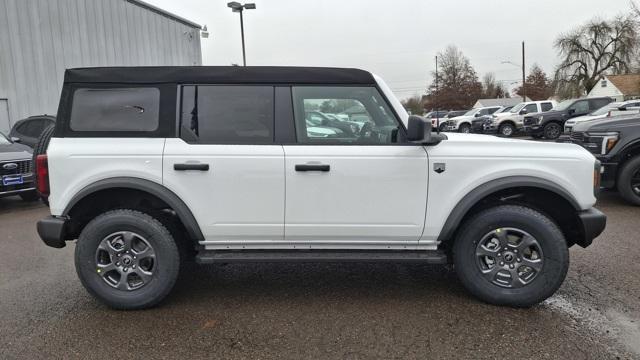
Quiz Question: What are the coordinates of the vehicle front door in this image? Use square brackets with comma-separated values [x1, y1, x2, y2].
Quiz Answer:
[282, 86, 429, 248]
[163, 85, 285, 248]
[567, 100, 589, 118]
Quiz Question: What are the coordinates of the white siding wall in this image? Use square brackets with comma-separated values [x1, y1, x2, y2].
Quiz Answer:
[0, 0, 202, 132]
[587, 77, 624, 102]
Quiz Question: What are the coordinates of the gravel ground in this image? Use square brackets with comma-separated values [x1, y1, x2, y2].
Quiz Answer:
[0, 191, 638, 359]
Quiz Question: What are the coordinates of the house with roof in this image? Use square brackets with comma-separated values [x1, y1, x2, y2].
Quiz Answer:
[472, 97, 531, 109]
[588, 74, 640, 102]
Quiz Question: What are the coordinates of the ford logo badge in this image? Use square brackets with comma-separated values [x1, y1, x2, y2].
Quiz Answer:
[2, 163, 18, 170]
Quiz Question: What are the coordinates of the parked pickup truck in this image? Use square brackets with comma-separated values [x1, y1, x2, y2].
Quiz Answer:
[442, 106, 502, 133]
[523, 97, 613, 139]
[35, 66, 606, 309]
[482, 101, 556, 137]
[569, 113, 640, 205]
[564, 100, 640, 133]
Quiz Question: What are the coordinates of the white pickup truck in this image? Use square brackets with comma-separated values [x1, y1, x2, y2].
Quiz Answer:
[35, 66, 606, 310]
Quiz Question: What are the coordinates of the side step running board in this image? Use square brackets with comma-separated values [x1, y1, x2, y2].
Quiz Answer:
[195, 250, 448, 264]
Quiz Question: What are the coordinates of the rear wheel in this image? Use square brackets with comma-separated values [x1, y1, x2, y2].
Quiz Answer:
[452, 205, 569, 307]
[459, 123, 471, 133]
[543, 122, 562, 139]
[499, 123, 515, 137]
[75, 209, 180, 309]
[617, 156, 640, 206]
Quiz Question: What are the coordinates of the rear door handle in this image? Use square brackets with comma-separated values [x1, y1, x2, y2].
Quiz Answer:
[295, 164, 330, 172]
[174, 163, 209, 171]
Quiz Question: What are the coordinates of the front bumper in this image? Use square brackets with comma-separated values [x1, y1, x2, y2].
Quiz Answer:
[575, 208, 606, 248]
[0, 174, 35, 198]
[523, 125, 543, 135]
[37, 216, 68, 248]
[597, 158, 618, 189]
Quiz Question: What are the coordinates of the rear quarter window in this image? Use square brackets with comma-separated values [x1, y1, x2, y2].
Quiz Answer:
[69, 88, 160, 132]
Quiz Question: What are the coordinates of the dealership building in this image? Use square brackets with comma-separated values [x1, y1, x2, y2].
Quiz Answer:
[0, 0, 203, 133]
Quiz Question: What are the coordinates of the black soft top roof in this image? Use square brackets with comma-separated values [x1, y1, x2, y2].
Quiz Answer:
[64, 66, 376, 85]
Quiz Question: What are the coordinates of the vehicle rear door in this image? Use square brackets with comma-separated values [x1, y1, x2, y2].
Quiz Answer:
[163, 85, 285, 248]
[282, 86, 429, 248]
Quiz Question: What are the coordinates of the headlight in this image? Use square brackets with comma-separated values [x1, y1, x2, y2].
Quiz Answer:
[585, 131, 619, 154]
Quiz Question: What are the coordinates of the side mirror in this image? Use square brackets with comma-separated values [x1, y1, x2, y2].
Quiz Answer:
[519, 109, 528, 115]
[568, 108, 576, 115]
[618, 106, 627, 111]
[10, 137, 21, 143]
[407, 115, 430, 142]
[474, 113, 481, 117]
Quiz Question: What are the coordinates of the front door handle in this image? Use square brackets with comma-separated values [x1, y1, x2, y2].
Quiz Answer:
[295, 164, 330, 172]
[174, 163, 209, 171]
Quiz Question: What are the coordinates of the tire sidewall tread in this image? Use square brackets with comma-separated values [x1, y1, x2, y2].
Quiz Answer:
[452, 205, 569, 307]
[75, 209, 180, 310]
[617, 156, 640, 206]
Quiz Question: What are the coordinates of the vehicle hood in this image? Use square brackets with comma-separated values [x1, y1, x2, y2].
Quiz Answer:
[448, 115, 474, 123]
[566, 114, 603, 124]
[0, 142, 32, 162]
[431, 132, 595, 160]
[573, 114, 640, 132]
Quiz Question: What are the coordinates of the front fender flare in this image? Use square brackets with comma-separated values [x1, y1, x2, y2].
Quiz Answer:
[436, 176, 581, 243]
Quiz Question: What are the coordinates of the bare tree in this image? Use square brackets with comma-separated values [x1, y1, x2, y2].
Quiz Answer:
[482, 73, 508, 98]
[554, 16, 638, 96]
[401, 95, 425, 115]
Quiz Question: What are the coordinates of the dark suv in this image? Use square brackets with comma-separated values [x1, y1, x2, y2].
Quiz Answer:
[569, 113, 640, 205]
[523, 97, 613, 139]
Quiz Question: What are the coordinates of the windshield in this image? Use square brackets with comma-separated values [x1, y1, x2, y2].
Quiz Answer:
[463, 109, 478, 116]
[510, 103, 525, 113]
[590, 102, 622, 116]
[553, 99, 575, 111]
[0, 132, 11, 145]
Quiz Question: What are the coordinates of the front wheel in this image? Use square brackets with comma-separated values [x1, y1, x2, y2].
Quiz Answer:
[498, 123, 515, 137]
[75, 209, 180, 309]
[458, 123, 471, 133]
[617, 156, 640, 206]
[452, 205, 569, 307]
[543, 122, 562, 139]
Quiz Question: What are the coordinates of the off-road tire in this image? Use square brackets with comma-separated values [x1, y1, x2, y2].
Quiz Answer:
[543, 122, 562, 140]
[617, 156, 640, 206]
[31, 124, 55, 205]
[75, 209, 180, 310]
[499, 123, 515, 137]
[452, 205, 569, 307]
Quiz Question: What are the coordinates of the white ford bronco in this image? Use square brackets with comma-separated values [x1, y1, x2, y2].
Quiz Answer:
[36, 66, 606, 309]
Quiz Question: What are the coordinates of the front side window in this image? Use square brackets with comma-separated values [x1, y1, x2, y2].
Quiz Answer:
[524, 103, 538, 113]
[70, 88, 160, 132]
[180, 86, 274, 144]
[487, 107, 500, 115]
[570, 100, 589, 113]
[292, 86, 402, 144]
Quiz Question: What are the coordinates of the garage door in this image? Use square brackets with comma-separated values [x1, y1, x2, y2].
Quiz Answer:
[0, 99, 9, 134]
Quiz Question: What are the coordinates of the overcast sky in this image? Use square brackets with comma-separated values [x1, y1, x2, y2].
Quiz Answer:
[146, 0, 633, 100]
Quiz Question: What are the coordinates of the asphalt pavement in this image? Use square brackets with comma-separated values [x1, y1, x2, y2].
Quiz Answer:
[1, 192, 639, 359]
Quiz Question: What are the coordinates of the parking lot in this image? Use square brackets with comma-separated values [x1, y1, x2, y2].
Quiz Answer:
[0, 191, 638, 359]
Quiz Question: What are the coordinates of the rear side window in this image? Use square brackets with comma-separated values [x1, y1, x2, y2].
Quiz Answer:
[70, 88, 160, 131]
[180, 85, 274, 144]
[541, 102, 553, 112]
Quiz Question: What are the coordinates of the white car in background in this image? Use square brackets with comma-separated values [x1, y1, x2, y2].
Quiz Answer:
[564, 100, 640, 133]
[442, 106, 502, 133]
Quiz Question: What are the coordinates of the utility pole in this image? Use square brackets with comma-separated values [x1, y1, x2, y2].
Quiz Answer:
[227, 2, 256, 66]
[522, 41, 526, 102]
[435, 55, 439, 132]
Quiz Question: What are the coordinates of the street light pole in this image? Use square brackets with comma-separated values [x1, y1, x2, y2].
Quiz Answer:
[239, 9, 246, 66]
[522, 41, 526, 102]
[227, 2, 256, 66]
